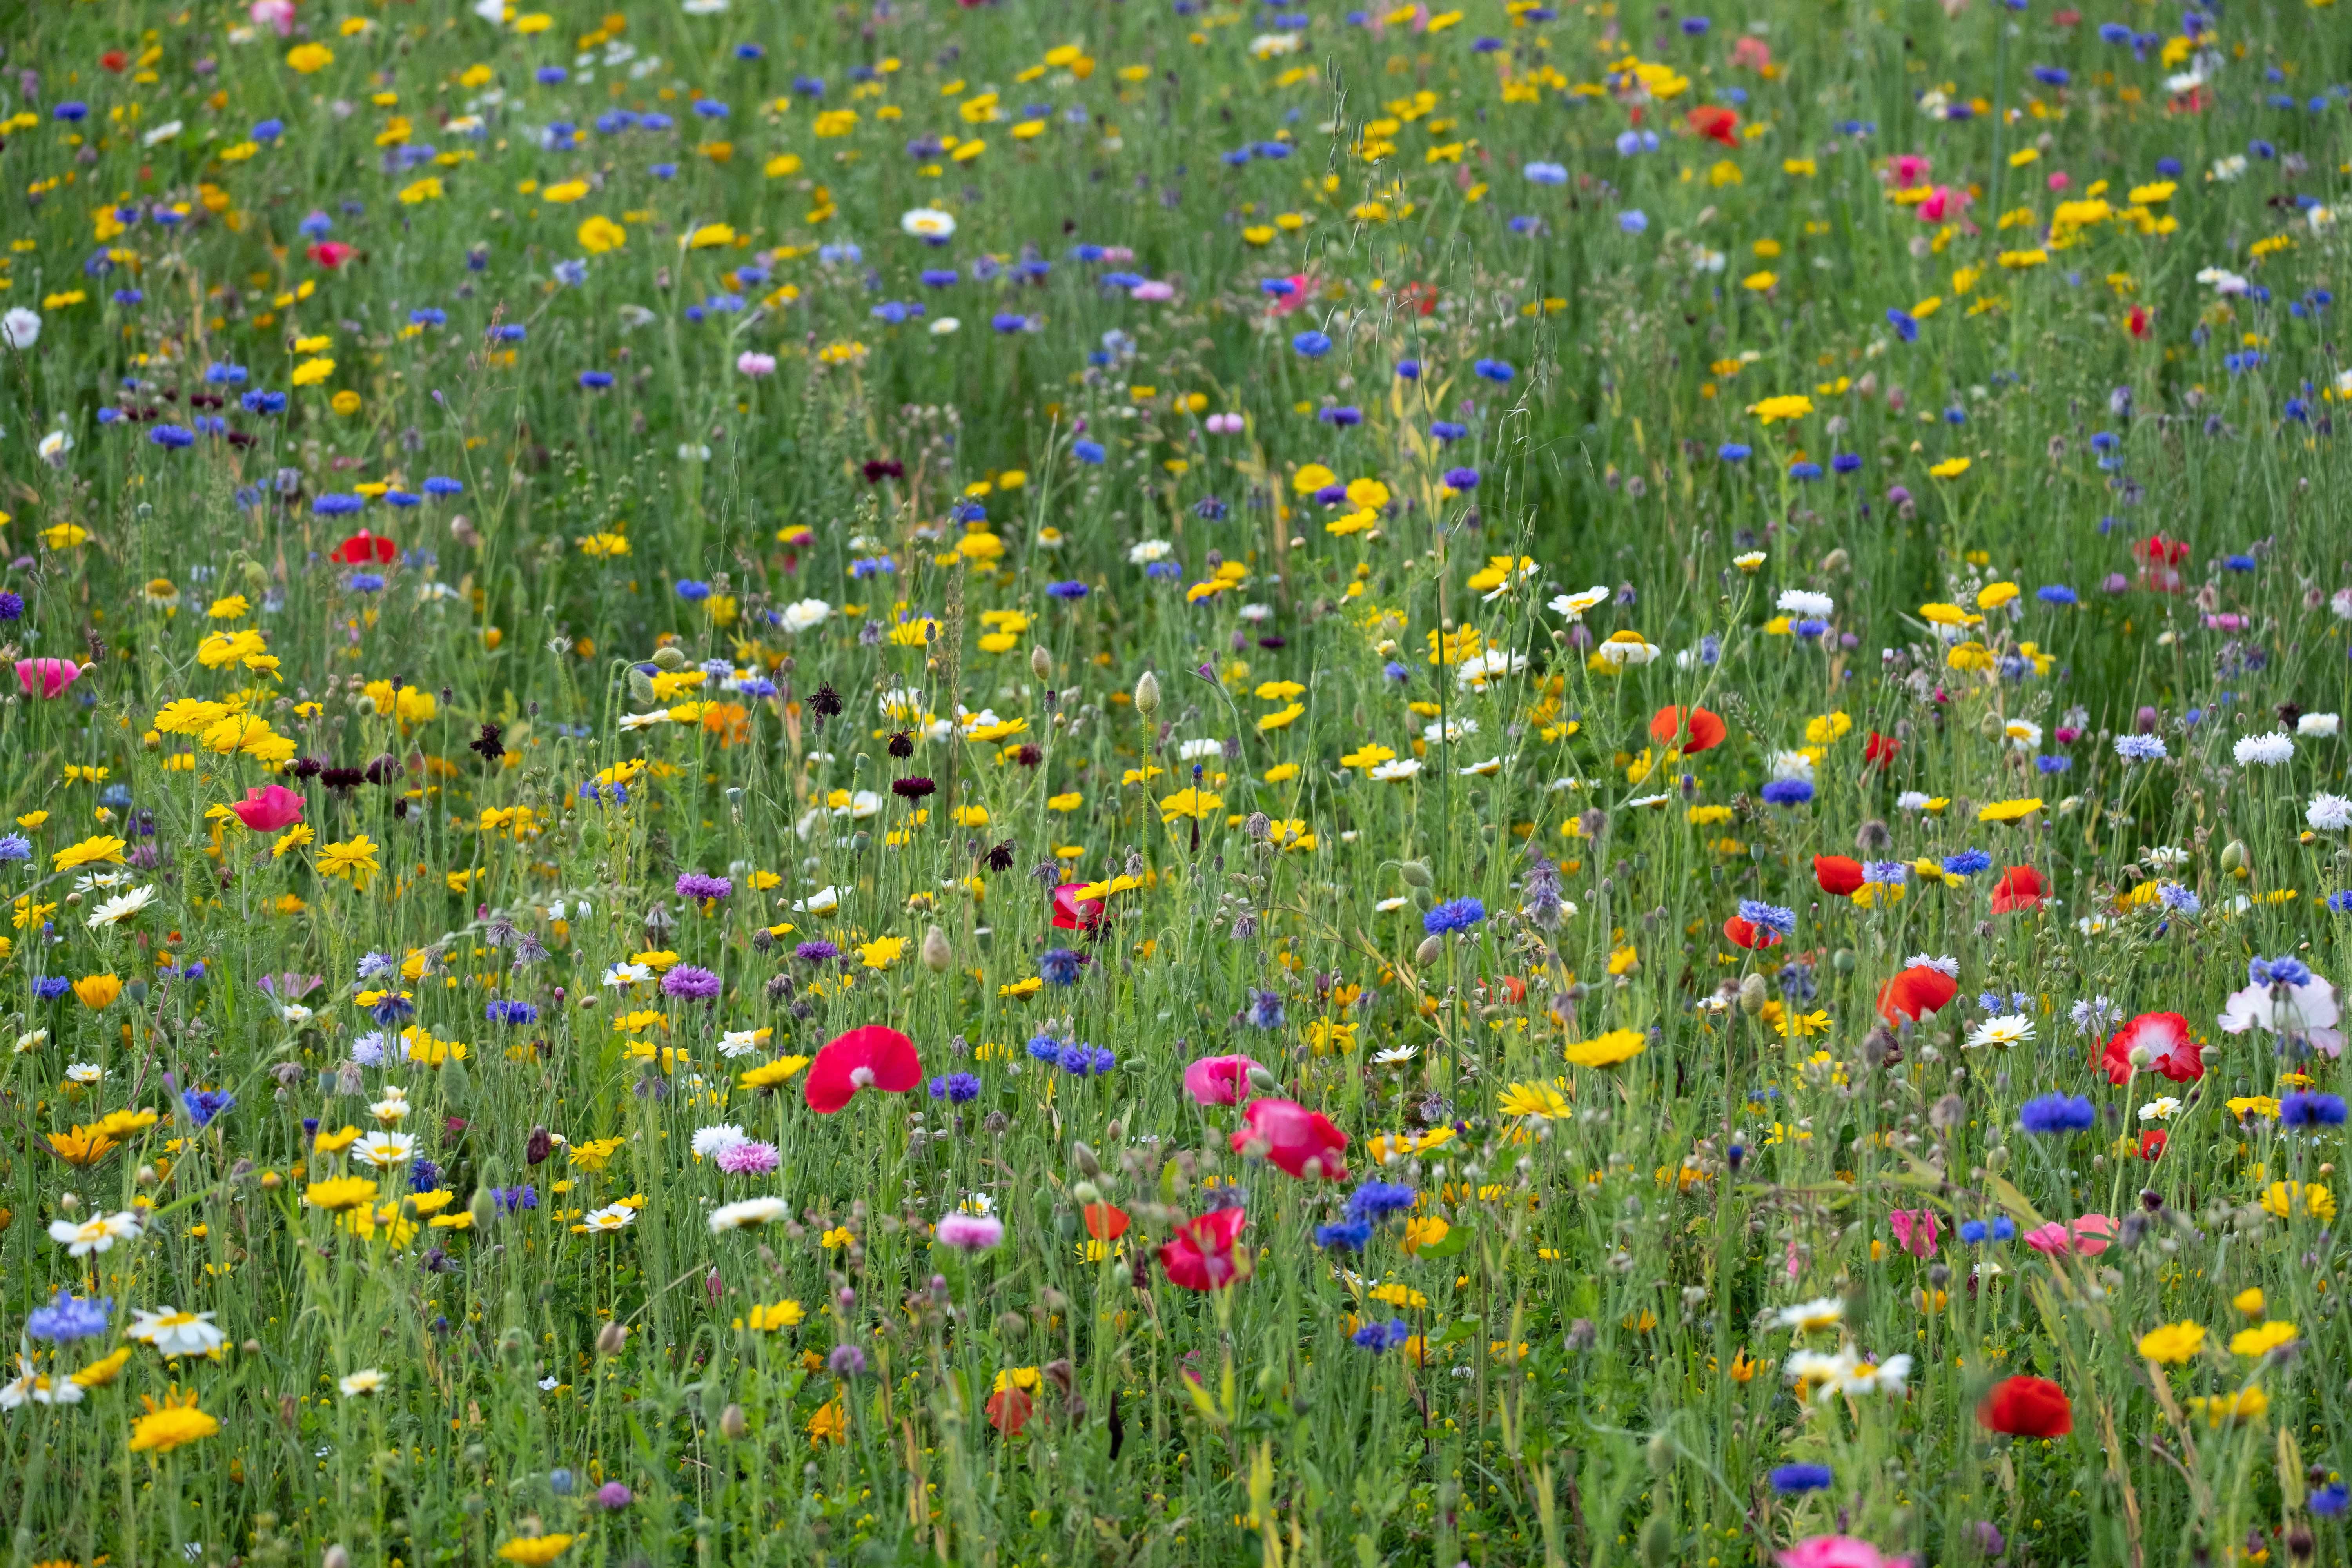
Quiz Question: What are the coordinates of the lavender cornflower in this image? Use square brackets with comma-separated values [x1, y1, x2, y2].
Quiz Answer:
[661, 965, 722, 1000]
[25, 1289, 113, 1343]
[1737, 900, 1796, 935]
[675, 872, 733, 901]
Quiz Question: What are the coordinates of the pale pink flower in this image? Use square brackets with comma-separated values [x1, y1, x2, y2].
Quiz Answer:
[1129, 280, 1175, 302]
[714, 1140, 781, 1176]
[735, 351, 777, 378]
[15, 658, 84, 699]
[936, 1212, 1004, 1251]
[249, 0, 297, 36]
[2023, 1213, 2116, 1258]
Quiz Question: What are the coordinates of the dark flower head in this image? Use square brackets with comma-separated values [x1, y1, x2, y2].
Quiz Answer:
[810, 685, 845, 719]
[891, 776, 936, 800]
[1039, 947, 1086, 986]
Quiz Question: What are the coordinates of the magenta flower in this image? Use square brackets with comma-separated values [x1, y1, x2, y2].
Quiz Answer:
[1776, 1538, 1913, 1568]
[935, 1212, 1005, 1251]
[1887, 1209, 1939, 1259]
[1182, 1054, 1264, 1107]
[714, 1140, 780, 1175]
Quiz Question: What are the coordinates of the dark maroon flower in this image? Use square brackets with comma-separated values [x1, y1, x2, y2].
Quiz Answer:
[891, 777, 936, 800]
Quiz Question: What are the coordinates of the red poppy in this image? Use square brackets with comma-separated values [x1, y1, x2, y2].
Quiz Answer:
[307, 241, 356, 270]
[1978, 1375, 2072, 1438]
[100, 50, 130, 73]
[802, 1024, 922, 1114]
[1988, 866, 2048, 913]
[2097, 1012, 2203, 1086]
[1722, 916, 1782, 951]
[1231, 1097, 1348, 1181]
[984, 1386, 1033, 1435]
[2138, 1129, 2167, 1161]
[1648, 704, 1727, 753]
[331, 529, 397, 566]
[1686, 105, 1740, 147]
[1814, 855, 1865, 897]
[1157, 1207, 1249, 1291]
[1480, 974, 1528, 1005]
[1050, 882, 1107, 933]
[2125, 304, 2152, 339]
[1877, 965, 1959, 1026]
[1082, 1202, 1131, 1241]
[2139, 533, 2189, 566]
[1397, 281, 1440, 317]
[1864, 731, 1900, 768]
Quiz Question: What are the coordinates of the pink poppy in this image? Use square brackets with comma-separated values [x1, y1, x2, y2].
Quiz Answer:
[229, 784, 307, 832]
[1231, 1097, 1347, 1181]
[1777, 1536, 1913, 1568]
[803, 1025, 922, 1114]
[1889, 154, 1932, 186]
[1157, 1207, 1249, 1291]
[1051, 882, 1107, 933]
[2023, 1213, 2116, 1258]
[1888, 1209, 1940, 1259]
[15, 658, 83, 699]
[1182, 1054, 1263, 1107]
[1916, 184, 1971, 224]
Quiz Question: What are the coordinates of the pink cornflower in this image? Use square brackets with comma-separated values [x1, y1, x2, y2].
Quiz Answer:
[714, 1140, 781, 1176]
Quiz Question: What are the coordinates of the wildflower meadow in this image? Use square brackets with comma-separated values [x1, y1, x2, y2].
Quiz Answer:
[4, 0, 2352, 1564]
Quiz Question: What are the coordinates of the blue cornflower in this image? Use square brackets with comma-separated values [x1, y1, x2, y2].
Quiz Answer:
[2035, 755, 2072, 774]
[0, 833, 31, 862]
[1942, 849, 1993, 877]
[1423, 897, 1486, 936]
[2327, 891, 2352, 915]
[492, 1185, 537, 1215]
[1350, 1318, 1412, 1350]
[410, 1158, 441, 1191]
[1072, 440, 1107, 465]
[1831, 453, 1862, 474]
[1347, 1181, 1418, 1222]
[1040, 948, 1085, 986]
[1887, 309, 1919, 343]
[1472, 358, 1515, 382]
[2036, 584, 2078, 605]
[1317, 1218, 1374, 1250]
[486, 1000, 539, 1025]
[1058, 1042, 1115, 1076]
[1862, 860, 1909, 886]
[1395, 359, 1421, 379]
[2279, 1092, 2347, 1127]
[1047, 580, 1089, 599]
[2018, 1093, 2095, 1134]
[1245, 989, 1287, 1029]
[180, 1088, 235, 1128]
[1430, 420, 1467, 442]
[1737, 900, 1795, 935]
[1443, 467, 1479, 488]
[675, 579, 713, 602]
[34, 978, 73, 1001]
[1025, 1033, 1064, 1063]
[2251, 956, 2314, 988]
[1760, 779, 1814, 806]
[1718, 443, 1752, 462]
[151, 425, 195, 449]
[1957, 1216, 2015, 1244]
[2313, 1484, 2350, 1517]
[928, 1073, 982, 1103]
[25, 1290, 113, 1343]
[2156, 883, 2200, 916]
[348, 573, 386, 593]
[1769, 1464, 1833, 1495]
[2114, 733, 2167, 762]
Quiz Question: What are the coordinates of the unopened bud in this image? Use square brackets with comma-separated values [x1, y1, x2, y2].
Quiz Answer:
[1072, 1180, 1101, 1206]
[596, 1320, 628, 1357]
[468, 1187, 496, 1230]
[1031, 645, 1052, 681]
[719, 1403, 748, 1441]
[651, 645, 688, 671]
[324, 1547, 352, 1568]
[1071, 1140, 1102, 1178]
[1397, 859, 1433, 888]
[1245, 1063, 1281, 1093]
[2220, 839, 2247, 874]
[626, 669, 657, 706]
[1132, 670, 1160, 717]
[1738, 973, 1768, 1015]
[1414, 935, 1443, 966]
[921, 924, 953, 972]
[1978, 709, 2006, 741]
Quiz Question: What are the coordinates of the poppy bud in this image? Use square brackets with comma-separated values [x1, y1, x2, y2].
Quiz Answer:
[921, 924, 953, 972]
[1738, 973, 1768, 1014]
[1072, 1180, 1101, 1205]
[1644, 1431, 1675, 1476]
[1414, 935, 1443, 965]
[719, 1403, 749, 1441]
[596, 1321, 628, 1357]
[1978, 710, 2006, 740]
[1031, 645, 1052, 681]
[1133, 669, 1160, 717]
[1397, 858, 1433, 888]
[324, 1547, 352, 1568]
[626, 669, 657, 705]
[1071, 1140, 1102, 1178]
[1245, 1064, 1281, 1094]
[651, 645, 688, 671]
[1638, 1513, 1676, 1568]
[468, 1187, 495, 1229]
[2220, 839, 2247, 874]
[1819, 547, 1849, 573]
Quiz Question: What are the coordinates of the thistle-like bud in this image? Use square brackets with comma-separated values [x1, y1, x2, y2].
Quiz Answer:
[626, 668, 657, 706]
[595, 1320, 628, 1357]
[2220, 839, 2248, 874]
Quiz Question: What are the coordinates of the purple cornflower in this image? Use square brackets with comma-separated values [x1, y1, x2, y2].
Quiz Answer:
[676, 872, 733, 900]
[662, 965, 722, 1001]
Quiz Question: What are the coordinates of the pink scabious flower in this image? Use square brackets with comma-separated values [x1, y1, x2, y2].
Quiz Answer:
[1888, 1209, 1940, 1259]
[1777, 1537, 1913, 1568]
[2024, 1213, 2116, 1258]
[736, 350, 777, 377]
[15, 658, 84, 699]
[935, 1212, 1004, 1252]
[1182, 1054, 1264, 1106]
[713, 1140, 780, 1175]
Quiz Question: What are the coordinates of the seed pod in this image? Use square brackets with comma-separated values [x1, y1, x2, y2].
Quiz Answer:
[920, 924, 953, 972]
[1133, 670, 1160, 717]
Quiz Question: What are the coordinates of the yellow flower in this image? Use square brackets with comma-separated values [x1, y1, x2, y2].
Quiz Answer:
[1340, 744, 1397, 771]
[290, 357, 335, 387]
[739, 1056, 811, 1092]
[1975, 798, 2043, 824]
[808, 1397, 848, 1445]
[1976, 581, 2019, 610]
[1497, 1081, 1572, 1119]
[1399, 1216, 1450, 1254]
[285, 42, 334, 73]
[2260, 1180, 2335, 1221]
[304, 1176, 380, 1212]
[577, 214, 627, 254]
[73, 1346, 133, 1388]
[128, 1392, 220, 1453]
[2232, 1287, 2267, 1316]
[495, 1537, 576, 1566]
[543, 180, 589, 204]
[2184, 1387, 2268, 1427]
[1564, 1029, 1646, 1068]
[740, 1299, 806, 1331]
[1158, 788, 1223, 822]
[2228, 1320, 2299, 1357]
[72, 974, 123, 1010]
[53, 835, 128, 872]
[1748, 394, 1812, 424]
[857, 935, 906, 971]
[317, 834, 381, 889]
[1257, 702, 1304, 732]
[2136, 1321, 2205, 1365]
[1927, 457, 1971, 480]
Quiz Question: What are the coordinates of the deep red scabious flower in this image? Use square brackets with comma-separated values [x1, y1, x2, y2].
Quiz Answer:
[229, 784, 307, 832]
[890, 776, 936, 800]
[2098, 1012, 2203, 1086]
[1082, 1202, 1131, 1240]
[307, 241, 355, 270]
[1182, 1054, 1263, 1106]
[804, 1025, 922, 1114]
[1648, 704, 1727, 753]
[15, 658, 85, 699]
[1863, 731, 1900, 768]
[984, 1385, 1032, 1434]
[1814, 855, 1865, 897]
[1156, 1207, 1249, 1291]
[1978, 1375, 2072, 1437]
[331, 529, 397, 565]
[1231, 1097, 1348, 1181]
[1877, 965, 1958, 1026]
[1988, 866, 2048, 913]
[2138, 1129, 2167, 1161]
[1722, 916, 1781, 951]
[1051, 882, 1107, 933]
[1686, 105, 1740, 147]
